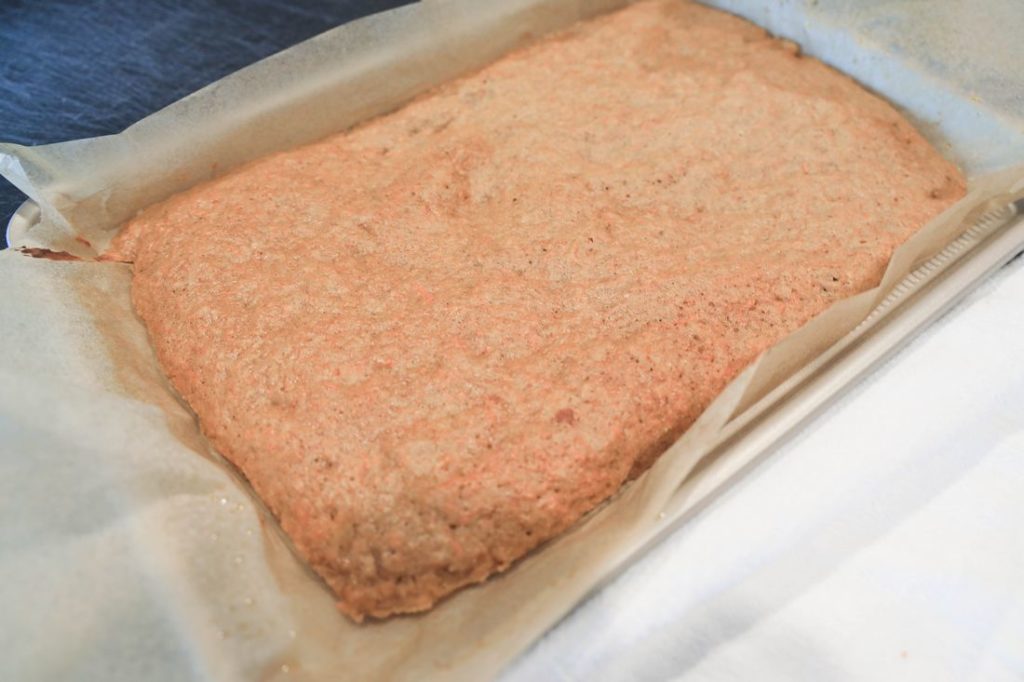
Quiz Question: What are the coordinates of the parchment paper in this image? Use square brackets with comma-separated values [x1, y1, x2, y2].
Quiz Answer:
[3, 1, 1024, 680]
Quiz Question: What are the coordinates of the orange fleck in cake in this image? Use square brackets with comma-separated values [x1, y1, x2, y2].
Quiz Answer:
[109, 0, 965, 620]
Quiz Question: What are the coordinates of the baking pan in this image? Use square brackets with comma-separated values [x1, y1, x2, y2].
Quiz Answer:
[2, 1, 1023, 679]
[6, 200, 38, 248]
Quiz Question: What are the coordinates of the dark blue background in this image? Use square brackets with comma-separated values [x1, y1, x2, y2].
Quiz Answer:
[0, 0, 413, 246]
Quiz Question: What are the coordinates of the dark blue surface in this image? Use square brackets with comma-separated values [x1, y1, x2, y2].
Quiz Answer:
[0, 0, 413, 246]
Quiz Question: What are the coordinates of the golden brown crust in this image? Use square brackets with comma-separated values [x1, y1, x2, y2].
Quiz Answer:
[113, 0, 965, 620]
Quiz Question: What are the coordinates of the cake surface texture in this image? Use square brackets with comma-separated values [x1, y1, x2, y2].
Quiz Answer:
[111, 0, 965, 620]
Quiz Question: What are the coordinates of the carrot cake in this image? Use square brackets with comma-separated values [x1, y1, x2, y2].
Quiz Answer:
[109, 0, 965, 620]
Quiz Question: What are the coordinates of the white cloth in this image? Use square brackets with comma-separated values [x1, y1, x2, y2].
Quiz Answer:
[504, 257, 1024, 681]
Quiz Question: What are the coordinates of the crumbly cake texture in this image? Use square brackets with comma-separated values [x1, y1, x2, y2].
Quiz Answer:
[110, 0, 964, 620]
